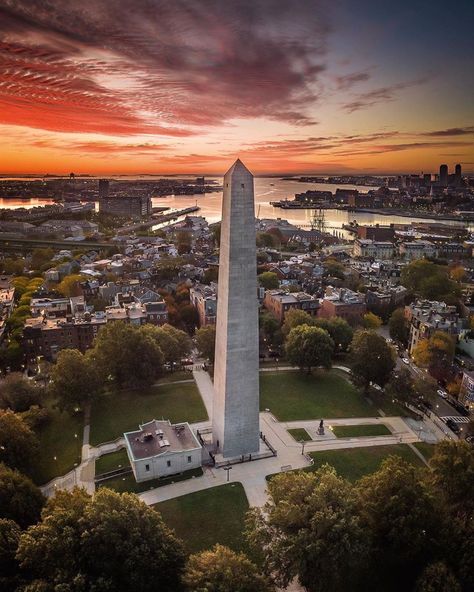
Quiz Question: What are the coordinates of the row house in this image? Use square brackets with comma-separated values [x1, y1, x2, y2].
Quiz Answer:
[263, 290, 319, 324]
[405, 300, 467, 354]
[318, 287, 366, 321]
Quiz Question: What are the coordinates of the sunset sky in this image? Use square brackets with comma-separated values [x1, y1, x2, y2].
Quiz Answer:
[0, 0, 473, 175]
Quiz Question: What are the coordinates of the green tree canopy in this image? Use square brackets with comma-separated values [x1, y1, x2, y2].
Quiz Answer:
[0, 410, 39, 473]
[258, 271, 279, 290]
[56, 274, 85, 297]
[400, 259, 460, 301]
[49, 349, 103, 414]
[363, 312, 383, 329]
[285, 325, 334, 373]
[0, 373, 42, 413]
[389, 308, 409, 344]
[412, 331, 455, 379]
[16, 488, 185, 592]
[349, 330, 395, 389]
[312, 316, 354, 352]
[282, 308, 315, 335]
[356, 456, 440, 587]
[384, 366, 415, 405]
[183, 544, 273, 592]
[92, 322, 164, 388]
[415, 562, 461, 592]
[195, 325, 216, 363]
[428, 441, 474, 519]
[0, 519, 22, 592]
[0, 464, 44, 528]
[246, 467, 368, 592]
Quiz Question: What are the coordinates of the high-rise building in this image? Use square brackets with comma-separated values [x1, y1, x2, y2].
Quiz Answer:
[212, 159, 260, 458]
[455, 164, 462, 186]
[98, 179, 110, 199]
[99, 195, 151, 218]
[439, 164, 448, 186]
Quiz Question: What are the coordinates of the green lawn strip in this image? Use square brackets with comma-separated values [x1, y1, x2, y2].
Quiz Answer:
[155, 483, 249, 554]
[90, 381, 207, 446]
[97, 467, 203, 494]
[288, 428, 312, 442]
[155, 371, 193, 384]
[332, 424, 392, 438]
[260, 370, 377, 420]
[412, 441, 437, 462]
[95, 449, 130, 475]
[31, 402, 83, 485]
[308, 444, 425, 482]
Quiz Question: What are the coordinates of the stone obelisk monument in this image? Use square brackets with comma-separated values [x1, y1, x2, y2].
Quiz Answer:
[212, 159, 260, 458]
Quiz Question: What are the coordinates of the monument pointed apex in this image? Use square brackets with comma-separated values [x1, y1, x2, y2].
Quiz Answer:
[226, 158, 252, 177]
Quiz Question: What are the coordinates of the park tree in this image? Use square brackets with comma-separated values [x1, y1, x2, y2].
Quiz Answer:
[285, 325, 334, 373]
[413, 374, 438, 407]
[0, 519, 22, 592]
[0, 373, 42, 412]
[389, 308, 409, 344]
[142, 324, 191, 367]
[16, 488, 185, 592]
[0, 410, 38, 473]
[400, 259, 460, 301]
[246, 467, 368, 592]
[349, 330, 395, 390]
[415, 562, 461, 592]
[92, 322, 164, 388]
[183, 544, 273, 592]
[428, 441, 474, 518]
[412, 332, 455, 379]
[313, 316, 354, 352]
[363, 312, 383, 330]
[356, 456, 440, 589]
[384, 366, 415, 405]
[160, 324, 192, 357]
[258, 271, 279, 290]
[56, 274, 85, 297]
[195, 325, 216, 363]
[0, 464, 44, 528]
[282, 308, 314, 336]
[260, 312, 283, 348]
[49, 349, 103, 414]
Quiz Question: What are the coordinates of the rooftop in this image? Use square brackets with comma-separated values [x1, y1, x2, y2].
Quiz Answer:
[125, 419, 201, 460]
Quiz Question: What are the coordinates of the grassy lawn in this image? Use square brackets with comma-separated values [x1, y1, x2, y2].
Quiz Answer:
[155, 483, 249, 554]
[97, 467, 203, 494]
[95, 449, 130, 475]
[332, 424, 392, 438]
[260, 370, 378, 420]
[308, 444, 425, 482]
[31, 403, 83, 486]
[90, 381, 207, 446]
[413, 441, 437, 462]
[288, 428, 312, 442]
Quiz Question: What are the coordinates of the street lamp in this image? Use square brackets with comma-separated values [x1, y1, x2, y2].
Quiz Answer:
[224, 464, 233, 482]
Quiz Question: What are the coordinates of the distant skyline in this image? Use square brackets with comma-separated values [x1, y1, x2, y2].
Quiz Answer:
[0, 0, 473, 175]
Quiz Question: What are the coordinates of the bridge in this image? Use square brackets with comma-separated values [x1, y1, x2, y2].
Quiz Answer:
[0, 237, 117, 251]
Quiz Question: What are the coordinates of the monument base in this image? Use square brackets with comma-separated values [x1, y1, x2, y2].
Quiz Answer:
[196, 427, 276, 467]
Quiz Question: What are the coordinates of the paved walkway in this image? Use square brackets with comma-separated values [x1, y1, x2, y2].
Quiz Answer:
[192, 368, 214, 420]
[40, 369, 443, 505]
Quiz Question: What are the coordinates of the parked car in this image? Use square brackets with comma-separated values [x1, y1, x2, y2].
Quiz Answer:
[402, 358, 410, 365]
[446, 419, 461, 434]
[437, 389, 448, 399]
